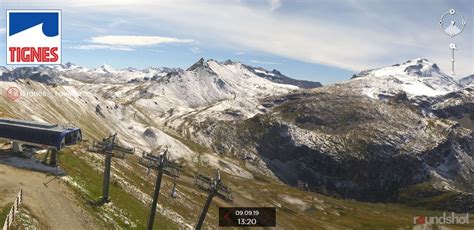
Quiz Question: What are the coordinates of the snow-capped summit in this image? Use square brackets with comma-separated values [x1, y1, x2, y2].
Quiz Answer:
[131, 58, 302, 122]
[353, 58, 447, 79]
[346, 58, 461, 99]
[185, 58, 218, 77]
[96, 64, 115, 74]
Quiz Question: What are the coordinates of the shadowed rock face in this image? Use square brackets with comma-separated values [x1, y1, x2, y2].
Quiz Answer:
[460, 75, 474, 87]
[255, 122, 428, 202]
[200, 89, 474, 210]
[242, 65, 322, 89]
[414, 88, 474, 130]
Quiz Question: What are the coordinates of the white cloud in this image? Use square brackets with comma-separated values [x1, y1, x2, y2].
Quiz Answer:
[151, 49, 165, 53]
[233, 52, 245, 55]
[5, 0, 471, 76]
[89, 35, 193, 46]
[250, 60, 280, 65]
[71, 35, 194, 52]
[70, 44, 134, 51]
[71, 0, 146, 7]
[127, 0, 471, 75]
[190, 47, 200, 53]
[0, 27, 5, 34]
[268, 0, 282, 11]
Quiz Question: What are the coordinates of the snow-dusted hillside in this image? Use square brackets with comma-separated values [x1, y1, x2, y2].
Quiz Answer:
[346, 58, 462, 99]
[0, 58, 307, 166]
[460, 75, 474, 87]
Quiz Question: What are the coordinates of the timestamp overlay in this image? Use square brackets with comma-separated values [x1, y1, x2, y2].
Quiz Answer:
[219, 207, 276, 227]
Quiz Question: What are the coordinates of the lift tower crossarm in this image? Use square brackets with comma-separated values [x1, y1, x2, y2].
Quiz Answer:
[194, 170, 233, 230]
[88, 133, 134, 203]
[139, 147, 184, 230]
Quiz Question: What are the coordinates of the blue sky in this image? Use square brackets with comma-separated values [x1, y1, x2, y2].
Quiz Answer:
[0, 0, 472, 84]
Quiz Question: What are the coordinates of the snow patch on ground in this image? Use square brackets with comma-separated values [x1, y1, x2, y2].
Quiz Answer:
[0, 156, 64, 175]
[278, 195, 309, 211]
[201, 153, 253, 179]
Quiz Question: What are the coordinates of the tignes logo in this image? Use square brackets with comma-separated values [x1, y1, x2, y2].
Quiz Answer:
[6, 9, 61, 65]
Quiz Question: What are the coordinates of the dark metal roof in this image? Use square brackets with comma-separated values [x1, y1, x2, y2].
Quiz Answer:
[0, 118, 81, 150]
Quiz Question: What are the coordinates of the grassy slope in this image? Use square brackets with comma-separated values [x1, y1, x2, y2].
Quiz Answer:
[0, 203, 12, 226]
[1, 84, 472, 229]
[58, 149, 178, 229]
[54, 144, 474, 230]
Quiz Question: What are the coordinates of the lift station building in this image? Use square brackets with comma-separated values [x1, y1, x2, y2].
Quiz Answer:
[0, 118, 82, 152]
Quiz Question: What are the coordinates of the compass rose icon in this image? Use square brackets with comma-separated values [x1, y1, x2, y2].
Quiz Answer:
[439, 9, 466, 75]
[439, 8, 466, 37]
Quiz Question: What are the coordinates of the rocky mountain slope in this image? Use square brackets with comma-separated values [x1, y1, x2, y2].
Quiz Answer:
[460, 74, 474, 87]
[243, 64, 322, 88]
[194, 88, 473, 209]
[184, 58, 474, 212]
[0, 59, 318, 172]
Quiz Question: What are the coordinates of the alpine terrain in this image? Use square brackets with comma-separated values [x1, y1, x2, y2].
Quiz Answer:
[0, 58, 473, 229]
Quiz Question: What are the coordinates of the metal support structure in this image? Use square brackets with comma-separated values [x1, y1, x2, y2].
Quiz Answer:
[139, 147, 184, 230]
[102, 152, 113, 202]
[195, 191, 215, 230]
[147, 169, 163, 230]
[88, 134, 134, 203]
[49, 148, 58, 167]
[194, 170, 233, 230]
[12, 142, 22, 152]
[41, 148, 59, 167]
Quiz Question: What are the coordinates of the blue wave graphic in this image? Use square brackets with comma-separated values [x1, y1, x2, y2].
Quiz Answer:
[9, 12, 59, 37]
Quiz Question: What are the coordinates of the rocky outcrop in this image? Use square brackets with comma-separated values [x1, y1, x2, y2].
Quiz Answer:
[198, 89, 474, 211]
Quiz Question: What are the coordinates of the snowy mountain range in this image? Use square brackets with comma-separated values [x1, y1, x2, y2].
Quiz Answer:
[0, 58, 322, 87]
[0, 57, 472, 213]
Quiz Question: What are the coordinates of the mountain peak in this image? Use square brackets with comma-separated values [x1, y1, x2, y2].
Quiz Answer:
[347, 58, 461, 98]
[62, 62, 77, 68]
[401, 58, 441, 77]
[186, 58, 208, 71]
[222, 59, 240, 65]
[353, 58, 444, 79]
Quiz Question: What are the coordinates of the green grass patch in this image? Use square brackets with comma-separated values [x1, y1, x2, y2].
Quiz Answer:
[0, 203, 12, 226]
[58, 149, 178, 229]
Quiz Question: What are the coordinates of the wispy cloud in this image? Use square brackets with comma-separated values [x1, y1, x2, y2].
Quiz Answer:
[233, 51, 245, 55]
[0, 27, 5, 34]
[70, 44, 134, 51]
[128, 0, 470, 75]
[268, 0, 282, 11]
[3, 0, 471, 77]
[250, 60, 280, 65]
[190, 47, 201, 53]
[72, 35, 194, 52]
[89, 35, 193, 46]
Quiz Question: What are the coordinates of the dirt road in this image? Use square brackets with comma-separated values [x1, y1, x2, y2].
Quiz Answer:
[0, 164, 99, 229]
